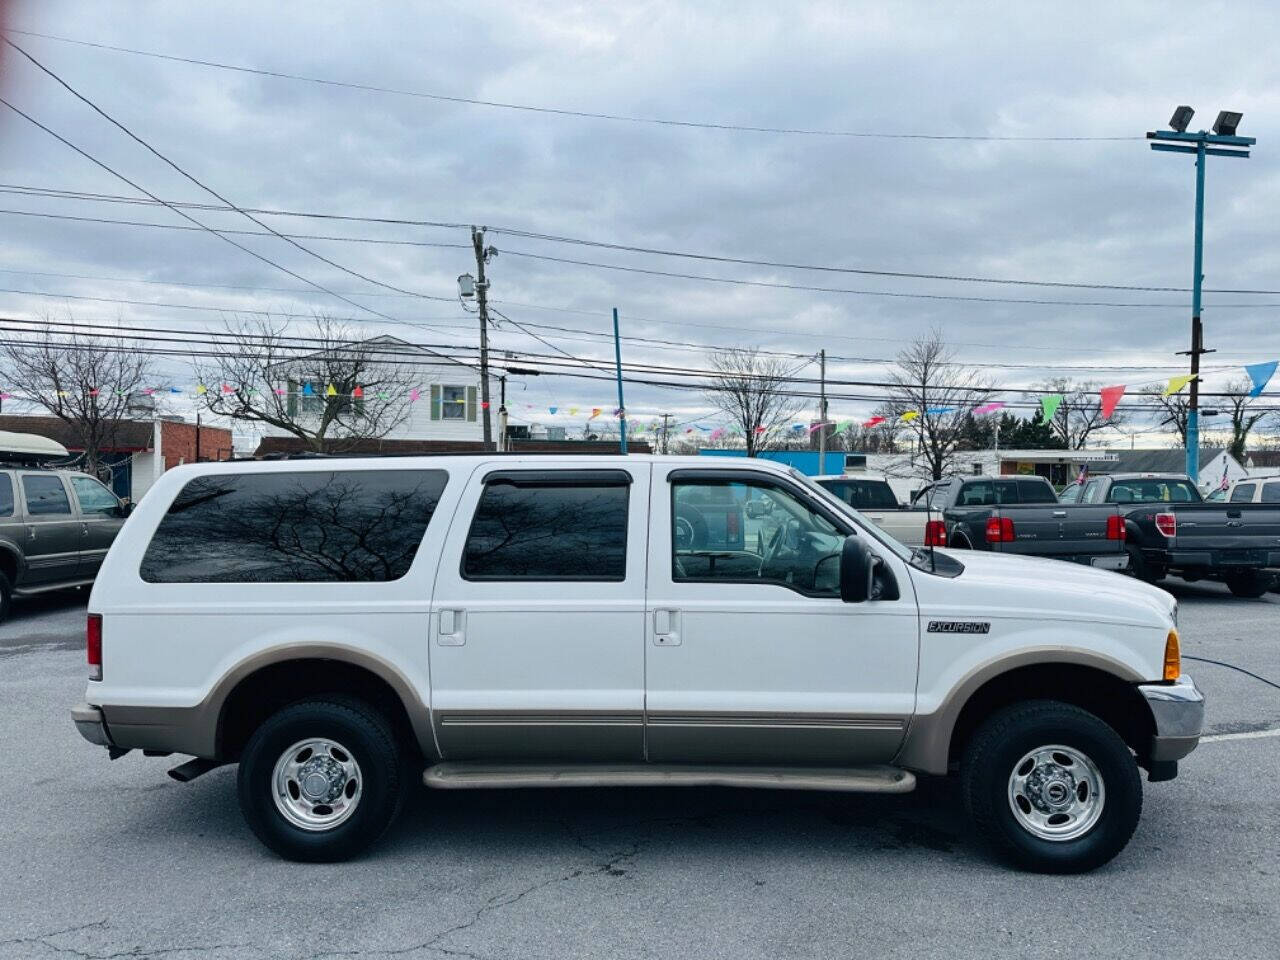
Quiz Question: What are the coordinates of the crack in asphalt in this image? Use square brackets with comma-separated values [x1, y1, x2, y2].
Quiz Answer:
[0, 919, 251, 960]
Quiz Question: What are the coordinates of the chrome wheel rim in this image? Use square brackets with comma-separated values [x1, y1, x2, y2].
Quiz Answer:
[271, 737, 363, 832]
[1007, 744, 1105, 842]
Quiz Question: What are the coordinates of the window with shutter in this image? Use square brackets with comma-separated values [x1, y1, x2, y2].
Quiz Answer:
[430, 384, 442, 421]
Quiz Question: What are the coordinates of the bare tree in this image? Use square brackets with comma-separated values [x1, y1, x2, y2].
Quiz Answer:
[0, 314, 154, 478]
[885, 330, 993, 480]
[703, 348, 804, 457]
[1040, 377, 1125, 449]
[1218, 378, 1269, 461]
[1144, 386, 1191, 447]
[195, 316, 416, 452]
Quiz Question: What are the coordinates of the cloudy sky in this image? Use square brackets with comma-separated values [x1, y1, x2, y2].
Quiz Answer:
[1, 0, 1277, 445]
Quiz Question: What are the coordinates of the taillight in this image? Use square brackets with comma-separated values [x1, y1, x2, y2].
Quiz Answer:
[924, 520, 947, 547]
[87, 614, 102, 681]
[1106, 514, 1126, 541]
[1155, 512, 1177, 538]
[985, 516, 1015, 543]
[1164, 629, 1181, 682]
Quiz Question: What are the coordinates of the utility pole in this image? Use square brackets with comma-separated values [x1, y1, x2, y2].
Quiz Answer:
[612, 307, 627, 454]
[659, 413, 673, 455]
[471, 226, 494, 450]
[817, 349, 828, 470]
[497, 374, 507, 452]
[1148, 107, 1253, 479]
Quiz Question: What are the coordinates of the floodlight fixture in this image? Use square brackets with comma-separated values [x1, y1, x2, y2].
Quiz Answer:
[1213, 110, 1242, 136]
[1169, 105, 1195, 133]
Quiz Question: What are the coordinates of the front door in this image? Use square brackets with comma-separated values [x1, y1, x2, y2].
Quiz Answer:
[429, 463, 650, 761]
[645, 466, 919, 765]
[68, 475, 125, 578]
[18, 473, 81, 586]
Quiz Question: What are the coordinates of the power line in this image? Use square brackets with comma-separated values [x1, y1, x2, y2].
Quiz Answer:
[9, 29, 1141, 143]
[9, 180, 1280, 296]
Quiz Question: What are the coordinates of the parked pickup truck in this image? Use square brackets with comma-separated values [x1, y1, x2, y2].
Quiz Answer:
[814, 474, 942, 546]
[912, 475, 1129, 571]
[1074, 473, 1280, 597]
[73, 454, 1201, 872]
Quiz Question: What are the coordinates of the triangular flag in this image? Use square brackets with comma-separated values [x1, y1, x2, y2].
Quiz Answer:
[377, 391, 388, 400]
[169, 386, 182, 394]
[88, 388, 99, 397]
[900, 411, 919, 422]
[549, 406, 557, 414]
[56, 390, 69, 398]
[1040, 394, 1063, 421]
[863, 416, 886, 428]
[972, 401, 1005, 416]
[143, 387, 155, 396]
[568, 407, 579, 415]
[325, 384, 338, 397]
[409, 388, 420, 403]
[302, 383, 314, 396]
[754, 425, 767, 433]
[1245, 361, 1278, 398]
[195, 384, 207, 396]
[221, 383, 234, 394]
[1099, 385, 1125, 419]
[352, 386, 364, 398]
[1163, 374, 1196, 397]
[481, 401, 490, 409]
[590, 408, 601, 419]
[274, 387, 287, 395]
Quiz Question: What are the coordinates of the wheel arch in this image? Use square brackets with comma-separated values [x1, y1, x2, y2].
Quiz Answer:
[897, 654, 1153, 776]
[0, 542, 22, 586]
[210, 646, 438, 763]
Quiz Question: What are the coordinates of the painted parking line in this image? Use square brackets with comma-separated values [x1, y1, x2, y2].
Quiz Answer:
[1200, 727, 1280, 743]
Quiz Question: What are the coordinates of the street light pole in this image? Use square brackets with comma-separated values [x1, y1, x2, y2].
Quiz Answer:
[1148, 107, 1254, 481]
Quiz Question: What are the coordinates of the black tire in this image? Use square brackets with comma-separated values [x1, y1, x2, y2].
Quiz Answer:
[1225, 570, 1273, 598]
[1126, 546, 1162, 584]
[237, 698, 402, 862]
[0, 570, 11, 622]
[960, 700, 1142, 874]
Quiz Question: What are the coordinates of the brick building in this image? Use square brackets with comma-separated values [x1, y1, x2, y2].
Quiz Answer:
[0, 414, 232, 501]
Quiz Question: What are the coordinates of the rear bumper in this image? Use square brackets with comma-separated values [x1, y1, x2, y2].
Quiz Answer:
[1137, 675, 1204, 762]
[71, 702, 113, 748]
[1166, 549, 1280, 569]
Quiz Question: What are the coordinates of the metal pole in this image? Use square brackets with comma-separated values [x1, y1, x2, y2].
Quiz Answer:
[1186, 143, 1206, 481]
[497, 375, 507, 453]
[472, 227, 494, 451]
[818, 349, 827, 471]
[612, 307, 627, 454]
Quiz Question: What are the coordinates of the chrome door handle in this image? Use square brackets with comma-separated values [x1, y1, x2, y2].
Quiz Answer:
[1052, 510, 1067, 517]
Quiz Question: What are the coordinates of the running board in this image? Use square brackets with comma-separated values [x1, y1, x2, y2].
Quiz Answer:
[423, 763, 915, 793]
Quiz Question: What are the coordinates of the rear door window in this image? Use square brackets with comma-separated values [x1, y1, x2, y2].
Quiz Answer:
[140, 470, 448, 583]
[0, 474, 12, 517]
[820, 479, 898, 510]
[462, 471, 629, 581]
[21, 474, 71, 515]
[1261, 482, 1280, 503]
[1230, 483, 1256, 503]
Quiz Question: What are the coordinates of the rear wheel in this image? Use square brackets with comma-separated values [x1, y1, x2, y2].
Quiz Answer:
[1126, 546, 1163, 584]
[1225, 570, 1273, 598]
[237, 698, 402, 862]
[0, 571, 11, 622]
[961, 700, 1141, 873]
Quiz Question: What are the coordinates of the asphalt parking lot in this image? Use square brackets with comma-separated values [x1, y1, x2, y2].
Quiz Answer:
[2, 582, 1278, 960]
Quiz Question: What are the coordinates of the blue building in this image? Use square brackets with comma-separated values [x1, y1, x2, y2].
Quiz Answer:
[698, 449, 849, 476]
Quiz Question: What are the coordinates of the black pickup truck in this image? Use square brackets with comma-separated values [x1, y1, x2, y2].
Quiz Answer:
[911, 475, 1129, 570]
[1069, 472, 1280, 597]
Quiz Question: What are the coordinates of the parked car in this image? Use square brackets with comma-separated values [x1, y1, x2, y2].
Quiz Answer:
[813, 474, 942, 546]
[74, 454, 1201, 872]
[1076, 473, 1280, 596]
[913, 475, 1129, 571]
[0, 467, 130, 620]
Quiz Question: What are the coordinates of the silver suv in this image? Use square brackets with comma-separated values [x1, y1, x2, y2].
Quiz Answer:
[0, 468, 129, 620]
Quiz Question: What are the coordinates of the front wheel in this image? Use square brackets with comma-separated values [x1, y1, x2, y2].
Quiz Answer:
[961, 701, 1141, 873]
[237, 698, 403, 862]
[1225, 570, 1273, 598]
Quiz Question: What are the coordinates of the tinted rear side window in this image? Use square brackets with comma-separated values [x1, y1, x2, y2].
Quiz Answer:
[1230, 483, 1256, 503]
[0, 474, 12, 517]
[463, 476, 629, 580]
[22, 475, 71, 515]
[820, 479, 898, 510]
[140, 470, 447, 583]
[1262, 482, 1280, 503]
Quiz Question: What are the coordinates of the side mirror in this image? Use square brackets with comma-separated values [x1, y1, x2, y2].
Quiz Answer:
[839, 535, 898, 603]
[745, 500, 765, 519]
[117, 500, 133, 518]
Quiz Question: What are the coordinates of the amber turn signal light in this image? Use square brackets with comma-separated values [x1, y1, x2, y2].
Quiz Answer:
[1163, 629, 1180, 682]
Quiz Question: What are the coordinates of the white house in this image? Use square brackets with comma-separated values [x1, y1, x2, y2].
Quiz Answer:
[266, 335, 501, 444]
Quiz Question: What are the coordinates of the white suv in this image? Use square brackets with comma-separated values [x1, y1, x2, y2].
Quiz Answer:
[72, 455, 1202, 871]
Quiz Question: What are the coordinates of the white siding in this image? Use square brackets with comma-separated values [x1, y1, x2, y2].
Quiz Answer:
[130, 451, 159, 503]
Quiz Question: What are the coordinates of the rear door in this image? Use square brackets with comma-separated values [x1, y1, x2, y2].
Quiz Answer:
[428, 463, 650, 761]
[68, 474, 125, 578]
[17, 472, 81, 585]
